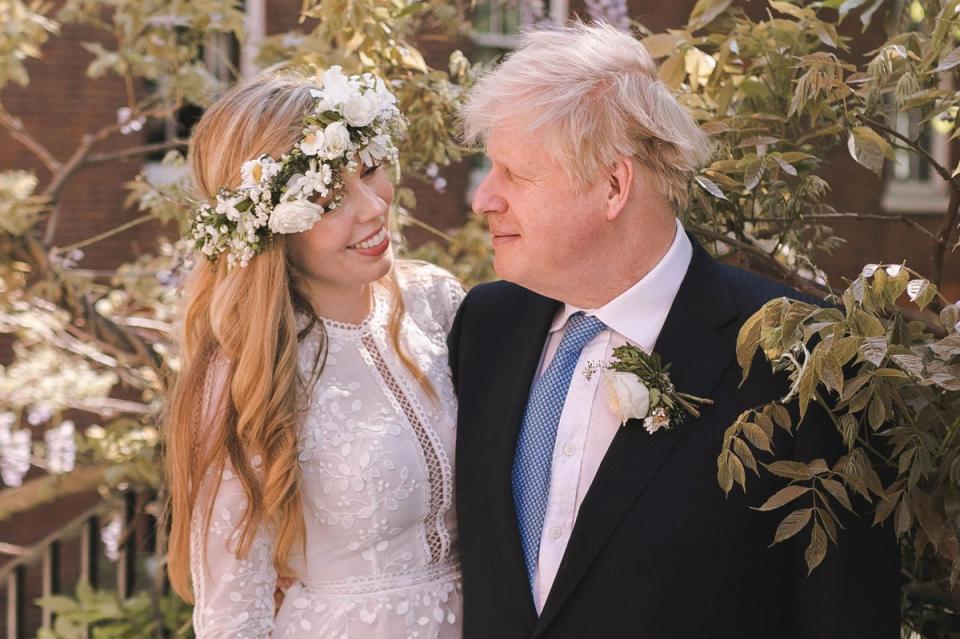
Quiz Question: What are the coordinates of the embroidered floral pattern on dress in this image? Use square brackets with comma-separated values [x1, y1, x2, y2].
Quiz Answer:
[189, 263, 464, 638]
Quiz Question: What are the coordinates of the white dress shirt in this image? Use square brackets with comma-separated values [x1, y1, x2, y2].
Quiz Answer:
[531, 218, 693, 612]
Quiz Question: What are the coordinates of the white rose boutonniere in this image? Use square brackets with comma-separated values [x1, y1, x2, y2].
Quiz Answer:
[602, 370, 651, 424]
[585, 345, 713, 433]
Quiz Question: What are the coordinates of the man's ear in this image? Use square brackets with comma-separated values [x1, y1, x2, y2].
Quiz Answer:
[605, 157, 634, 222]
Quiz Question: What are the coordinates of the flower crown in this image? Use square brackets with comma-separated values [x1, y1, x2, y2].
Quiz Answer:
[190, 66, 404, 269]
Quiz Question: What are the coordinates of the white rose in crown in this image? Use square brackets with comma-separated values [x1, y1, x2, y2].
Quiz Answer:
[342, 92, 380, 127]
[311, 65, 353, 111]
[602, 369, 651, 424]
[299, 129, 325, 156]
[322, 121, 352, 158]
[268, 200, 324, 234]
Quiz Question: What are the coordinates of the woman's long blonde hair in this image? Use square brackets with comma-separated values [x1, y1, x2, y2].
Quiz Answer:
[165, 69, 433, 602]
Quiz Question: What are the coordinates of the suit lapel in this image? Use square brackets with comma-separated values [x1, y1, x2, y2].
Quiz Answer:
[480, 288, 560, 626]
[535, 239, 740, 633]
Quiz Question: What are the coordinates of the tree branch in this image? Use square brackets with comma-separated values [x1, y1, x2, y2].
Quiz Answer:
[860, 116, 957, 187]
[53, 212, 156, 254]
[931, 185, 960, 291]
[86, 138, 189, 165]
[0, 465, 109, 523]
[41, 105, 178, 247]
[688, 225, 834, 299]
[0, 102, 62, 175]
[752, 212, 937, 241]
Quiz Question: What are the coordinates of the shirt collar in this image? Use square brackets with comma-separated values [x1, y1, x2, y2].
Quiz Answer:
[550, 218, 693, 346]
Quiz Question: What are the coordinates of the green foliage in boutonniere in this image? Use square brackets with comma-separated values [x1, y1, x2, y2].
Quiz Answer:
[584, 345, 714, 433]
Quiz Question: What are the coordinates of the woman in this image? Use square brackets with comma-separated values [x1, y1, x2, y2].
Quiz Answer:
[164, 66, 464, 638]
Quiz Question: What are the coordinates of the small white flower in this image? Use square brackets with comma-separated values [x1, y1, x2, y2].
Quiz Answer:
[300, 160, 332, 198]
[299, 128, 325, 156]
[45, 420, 76, 474]
[322, 121, 353, 158]
[358, 134, 392, 167]
[0, 411, 16, 431]
[643, 407, 671, 434]
[602, 370, 651, 424]
[101, 513, 122, 562]
[342, 92, 380, 127]
[371, 75, 398, 109]
[312, 65, 353, 111]
[215, 194, 246, 222]
[27, 404, 52, 426]
[240, 156, 279, 188]
[268, 200, 325, 234]
[0, 429, 31, 487]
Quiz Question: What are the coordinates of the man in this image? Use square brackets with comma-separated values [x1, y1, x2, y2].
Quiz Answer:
[448, 22, 899, 638]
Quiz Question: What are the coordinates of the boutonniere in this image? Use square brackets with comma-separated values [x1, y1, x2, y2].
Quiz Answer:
[584, 345, 714, 434]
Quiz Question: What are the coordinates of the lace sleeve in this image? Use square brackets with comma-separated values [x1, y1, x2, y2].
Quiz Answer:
[397, 262, 466, 336]
[435, 270, 466, 335]
[190, 358, 277, 638]
[419, 264, 465, 335]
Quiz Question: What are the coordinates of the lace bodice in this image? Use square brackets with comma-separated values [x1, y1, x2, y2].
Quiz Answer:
[190, 263, 465, 638]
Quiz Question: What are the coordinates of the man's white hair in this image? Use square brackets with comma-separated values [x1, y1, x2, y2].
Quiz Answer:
[461, 21, 713, 210]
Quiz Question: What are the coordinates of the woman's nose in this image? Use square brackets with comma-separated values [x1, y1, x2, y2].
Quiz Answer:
[351, 180, 389, 223]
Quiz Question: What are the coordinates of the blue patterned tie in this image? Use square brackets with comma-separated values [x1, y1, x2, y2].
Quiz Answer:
[511, 311, 606, 588]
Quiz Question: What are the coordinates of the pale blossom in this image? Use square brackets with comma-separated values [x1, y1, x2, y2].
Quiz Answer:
[0, 429, 31, 487]
[240, 156, 279, 188]
[371, 76, 398, 109]
[215, 194, 247, 222]
[358, 134, 392, 167]
[322, 122, 353, 158]
[299, 128, 326, 156]
[585, 0, 631, 30]
[342, 92, 380, 127]
[602, 369, 651, 424]
[643, 407, 672, 434]
[101, 513, 122, 562]
[268, 200, 325, 234]
[299, 160, 332, 198]
[45, 420, 76, 474]
[27, 404, 52, 425]
[311, 65, 353, 111]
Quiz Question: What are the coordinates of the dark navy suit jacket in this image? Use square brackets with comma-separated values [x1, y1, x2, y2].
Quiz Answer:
[448, 235, 900, 638]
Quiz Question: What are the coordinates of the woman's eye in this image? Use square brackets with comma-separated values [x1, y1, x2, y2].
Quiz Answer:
[363, 163, 381, 177]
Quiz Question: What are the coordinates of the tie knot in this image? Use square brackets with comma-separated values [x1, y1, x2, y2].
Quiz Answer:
[557, 312, 605, 355]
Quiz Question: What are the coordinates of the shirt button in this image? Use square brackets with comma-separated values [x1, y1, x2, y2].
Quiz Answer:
[549, 527, 563, 540]
[563, 444, 576, 456]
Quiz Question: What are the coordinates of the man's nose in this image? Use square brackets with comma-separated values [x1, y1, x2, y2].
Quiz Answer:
[472, 172, 507, 217]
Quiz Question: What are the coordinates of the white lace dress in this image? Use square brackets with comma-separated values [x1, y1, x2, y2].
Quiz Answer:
[189, 263, 465, 638]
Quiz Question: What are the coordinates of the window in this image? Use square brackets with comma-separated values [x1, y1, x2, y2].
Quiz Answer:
[466, 0, 570, 203]
[880, 98, 953, 214]
[470, 0, 569, 53]
[141, 9, 256, 186]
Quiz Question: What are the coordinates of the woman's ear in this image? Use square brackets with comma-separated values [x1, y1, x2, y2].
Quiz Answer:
[605, 157, 634, 222]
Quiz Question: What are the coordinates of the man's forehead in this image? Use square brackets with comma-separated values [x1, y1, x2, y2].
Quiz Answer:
[487, 122, 542, 163]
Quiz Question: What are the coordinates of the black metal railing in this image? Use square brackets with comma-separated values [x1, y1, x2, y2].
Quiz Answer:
[0, 492, 142, 639]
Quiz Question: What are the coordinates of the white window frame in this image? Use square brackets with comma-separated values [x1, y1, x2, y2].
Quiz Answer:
[241, 0, 266, 78]
[144, 14, 254, 186]
[466, 0, 569, 204]
[881, 77, 954, 214]
[469, 0, 569, 49]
